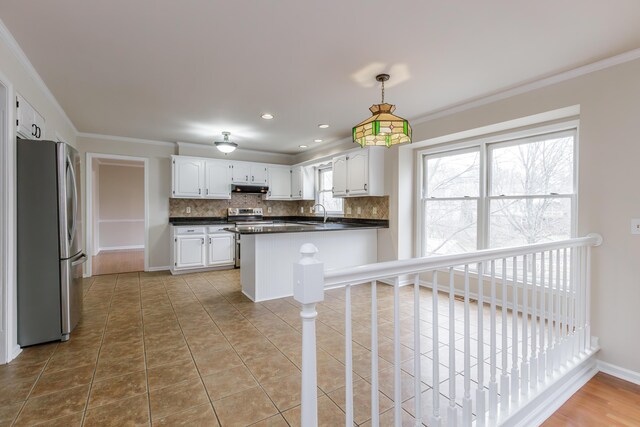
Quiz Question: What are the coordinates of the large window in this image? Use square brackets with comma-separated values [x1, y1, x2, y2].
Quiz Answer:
[421, 128, 576, 256]
[317, 166, 343, 214]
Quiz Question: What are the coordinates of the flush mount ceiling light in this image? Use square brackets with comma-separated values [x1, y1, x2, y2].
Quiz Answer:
[299, 145, 308, 148]
[352, 74, 411, 148]
[318, 124, 329, 129]
[261, 113, 274, 120]
[314, 139, 323, 143]
[214, 132, 238, 154]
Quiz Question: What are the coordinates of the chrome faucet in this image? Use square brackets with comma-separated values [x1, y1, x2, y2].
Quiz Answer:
[312, 203, 327, 223]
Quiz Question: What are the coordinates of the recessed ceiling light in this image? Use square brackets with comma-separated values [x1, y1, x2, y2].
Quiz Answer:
[314, 139, 323, 143]
[318, 124, 329, 129]
[299, 145, 308, 148]
[261, 113, 274, 120]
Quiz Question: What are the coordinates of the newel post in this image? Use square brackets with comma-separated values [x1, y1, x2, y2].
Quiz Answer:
[293, 243, 324, 427]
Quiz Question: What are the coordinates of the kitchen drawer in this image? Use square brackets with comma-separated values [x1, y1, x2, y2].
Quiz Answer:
[208, 225, 231, 233]
[175, 227, 206, 235]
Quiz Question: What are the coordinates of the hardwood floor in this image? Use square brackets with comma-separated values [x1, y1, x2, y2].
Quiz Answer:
[544, 372, 640, 426]
[92, 249, 144, 275]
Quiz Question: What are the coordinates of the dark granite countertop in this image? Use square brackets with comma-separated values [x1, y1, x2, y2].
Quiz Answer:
[169, 216, 389, 233]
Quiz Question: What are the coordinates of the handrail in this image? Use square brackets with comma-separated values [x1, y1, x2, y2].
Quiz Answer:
[323, 233, 603, 288]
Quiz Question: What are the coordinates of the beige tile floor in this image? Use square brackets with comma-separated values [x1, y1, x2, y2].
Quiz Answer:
[0, 269, 514, 426]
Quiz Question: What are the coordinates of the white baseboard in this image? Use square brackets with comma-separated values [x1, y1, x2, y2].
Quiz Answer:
[97, 245, 144, 252]
[597, 360, 640, 386]
[10, 344, 21, 361]
[146, 266, 170, 272]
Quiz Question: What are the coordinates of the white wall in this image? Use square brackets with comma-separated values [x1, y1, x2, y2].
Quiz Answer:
[96, 163, 144, 250]
[389, 58, 640, 374]
[0, 22, 78, 362]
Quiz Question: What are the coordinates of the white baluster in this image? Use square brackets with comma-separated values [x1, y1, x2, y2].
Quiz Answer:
[371, 280, 380, 427]
[568, 247, 576, 358]
[521, 254, 529, 396]
[538, 252, 546, 382]
[476, 263, 486, 426]
[488, 260, 498, 420]
[547, 252, 555, 375]
[431, 272, 441, 427]
[500, 258, 510, 411]
[462, 265, 472, 425]
[585, 246, 592, 351]
[448, 268, 458, 426]
[293, 244, 325, 427]
[394, 278, 402, 426]
[414, 274, 422, 427]
[577, 248, 585, 354]
[555, 249, 562, 368]
[561, 248, 568, 364]
[530, 253, 538, 390]
[345, 284, 354, 427]
[510, 257, 519, 404]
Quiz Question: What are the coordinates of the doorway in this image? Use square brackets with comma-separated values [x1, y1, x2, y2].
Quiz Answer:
[86, 153, 148, 276]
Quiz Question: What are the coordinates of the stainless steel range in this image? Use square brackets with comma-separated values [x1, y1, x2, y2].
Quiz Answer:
[227, 208, 274, 267]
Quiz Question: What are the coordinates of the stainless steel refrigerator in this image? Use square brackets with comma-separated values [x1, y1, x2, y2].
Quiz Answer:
[17, 138, 86, 346]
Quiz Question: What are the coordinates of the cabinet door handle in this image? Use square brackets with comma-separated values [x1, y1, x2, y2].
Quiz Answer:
[37, 126, 41, 138]
[299, 190, 302, 196]
[201, 238, 205, 244]
[31, 124, 37, 136]
[364, 183, 367, 191]
[198, 188, 201, 195]
[206, 188, 209, 195]
[209, 237, 212, 244]
[346, 189, 350, 193]
[251, 176, 254, 182]
[245, 175, 248, 181]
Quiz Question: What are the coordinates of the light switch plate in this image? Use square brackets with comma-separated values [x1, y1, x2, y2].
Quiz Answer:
[632, 219, 640, 235]
[186, 206, 191, 214]
[267, 206, 272, 214]
[357, 207, 362, 215]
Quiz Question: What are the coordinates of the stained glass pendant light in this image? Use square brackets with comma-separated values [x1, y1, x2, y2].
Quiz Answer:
[215, 132, 238, 154]
[352, 74, 412, 148]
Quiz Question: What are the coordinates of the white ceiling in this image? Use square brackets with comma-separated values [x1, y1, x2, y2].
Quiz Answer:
[2, 1, 640, 154]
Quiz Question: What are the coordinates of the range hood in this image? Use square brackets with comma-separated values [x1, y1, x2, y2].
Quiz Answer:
[231, 184, 269, 194]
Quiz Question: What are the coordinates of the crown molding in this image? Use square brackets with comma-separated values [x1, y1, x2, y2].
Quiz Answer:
[78, 132, 176, 148]
[410, 48, 640, 126]
[0, 18, 78, 135]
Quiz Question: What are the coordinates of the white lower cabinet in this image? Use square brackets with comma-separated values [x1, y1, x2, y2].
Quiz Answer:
[171, 226, 235, 273]
[208, 233, 234, 266]
[175, 235, 206, 269]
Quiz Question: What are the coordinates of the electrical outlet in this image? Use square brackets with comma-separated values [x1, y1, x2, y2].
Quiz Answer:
[632, 219, 640, 235]
[346, 207, 352, 215]
[267, 206, 272, 214]
[357, 207, 362, 215]
[186, 206, 191, 214]
[309, 206, 313, 213]
[300, 206, 304, 213]
[372, 207, 378, 215]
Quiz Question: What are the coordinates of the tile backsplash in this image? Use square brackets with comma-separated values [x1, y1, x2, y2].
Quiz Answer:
[169, 194, 389, 220]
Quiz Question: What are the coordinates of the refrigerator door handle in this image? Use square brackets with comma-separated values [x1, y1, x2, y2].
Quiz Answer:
[71, 253, 87, 266]
[67, 156, 79, 246]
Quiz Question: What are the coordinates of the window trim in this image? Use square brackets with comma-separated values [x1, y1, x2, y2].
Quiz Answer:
[416, 120, 579, 257]
[316, 164, 344, 216]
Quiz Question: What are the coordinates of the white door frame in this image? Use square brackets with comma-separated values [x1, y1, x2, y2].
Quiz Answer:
[85, 152, 149, 277]
[0, 72, 18, 364]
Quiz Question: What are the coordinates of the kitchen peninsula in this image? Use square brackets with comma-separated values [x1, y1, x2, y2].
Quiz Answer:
[226, 220, 387, 302]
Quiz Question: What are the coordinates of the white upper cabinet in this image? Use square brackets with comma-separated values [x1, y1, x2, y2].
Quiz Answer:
[16, 94, 45, 140]
[332, 155, 348, 197]
[231, 163, 251, 184]
[266, 167, 292, 200]
[332, 148, 385, 197]
[346, 151, 368, 195]
[291, 166, 315, 200]
[172, 156, 204, 198]
[205, 160, 232, 199]
[250, 165, 268, 185]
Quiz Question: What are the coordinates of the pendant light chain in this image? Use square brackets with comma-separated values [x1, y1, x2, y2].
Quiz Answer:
[381, 79, 385, 104]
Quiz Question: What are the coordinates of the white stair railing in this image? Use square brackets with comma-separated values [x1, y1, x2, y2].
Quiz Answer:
[293, 234, 602, 426]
